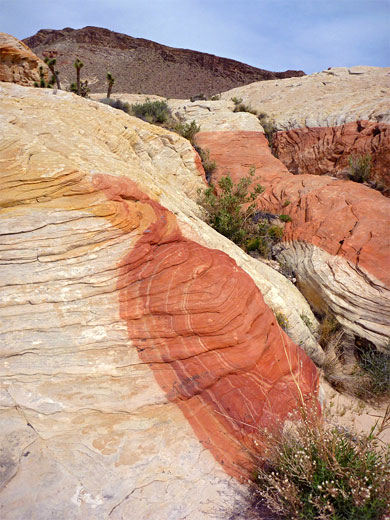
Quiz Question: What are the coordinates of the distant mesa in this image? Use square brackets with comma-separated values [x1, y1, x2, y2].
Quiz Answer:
[23, 26, 305, 98]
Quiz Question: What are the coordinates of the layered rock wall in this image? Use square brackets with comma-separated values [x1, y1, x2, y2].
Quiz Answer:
[273, 121, 390, 193]
[0, 32, 48, 86]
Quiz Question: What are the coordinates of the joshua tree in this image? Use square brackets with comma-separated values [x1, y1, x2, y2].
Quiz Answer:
[106, 72, 115, 99]
[44, 57, 61, 89]
[74, 59, 84, 96]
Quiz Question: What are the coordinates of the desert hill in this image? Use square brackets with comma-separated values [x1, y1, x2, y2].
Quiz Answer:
[23, 25, 305, 98]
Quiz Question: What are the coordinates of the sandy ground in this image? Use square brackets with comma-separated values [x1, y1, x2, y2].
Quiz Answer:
[320, 376, 390, 444]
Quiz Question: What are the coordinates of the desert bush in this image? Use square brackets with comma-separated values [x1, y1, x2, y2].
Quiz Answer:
[210, 94, 221, 101]
[174, 120, 200, 144]
[231, 96, 257, 115]
[130, 98, 171, 124]
[100, 98, 130, 114]
[357, 344, 390, 396]
[249, 406, 390, 520]
[318, 312, 340, 349]
[275, 312, 289, 330]
[190, 93, 207, 102]
[279, 214, 292, 223]
[198, 168, 286, 258]
[300, 313, 313, 330]
[233, 103, 258, 115]
[231, 96, 243, 105]
[195, 146, 216, 182]
[349, 153, 372, 183]
[258, 112, 277, 149]
[198, 167, 264, 246]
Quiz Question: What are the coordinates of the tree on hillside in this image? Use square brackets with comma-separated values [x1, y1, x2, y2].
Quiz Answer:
[44, 58, 61, 89]
[106, 73, 115, 99]
[74, 59, 84, 96]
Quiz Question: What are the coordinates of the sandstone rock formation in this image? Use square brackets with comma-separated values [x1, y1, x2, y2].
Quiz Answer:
[0, 32, 48, 86]
[23, 25, 305, 98]
[220, 66, 390, 130]
[0, 82, 319, 519]
[195, 130, 390, 351]
[273, 121, 390, 194]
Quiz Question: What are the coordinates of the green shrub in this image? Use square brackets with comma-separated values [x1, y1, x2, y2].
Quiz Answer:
[279, 214, 292, 223]
[233, 103, 258, 115]
[130, 98, 171, 124]
[210, 94, 221, 101]
[198, 168, 288, 258]
[275, 312, 289, 330]
[190, 93, 207, 102]
[100, 98, 130, 114]
[358, 344, 390, 396]
[300, 313, 313, 330]
[349, 154, 372, 183]
[258, 113, 277, 150]
[198, 168, 264, 246]
[174, 120, 200, 144]
[282, 200, 291, 207]
[231, 96, 243, 105]
[195, 147, 216, 182]
[318, 312, 340, 348]
[250, 407, 390, 520]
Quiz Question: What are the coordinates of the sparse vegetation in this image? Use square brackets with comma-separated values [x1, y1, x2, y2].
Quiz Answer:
[74, 59, 84, 96]
[174, 120, 200, 145]
[282, 200, 291, 207]
[106, 72, 115, 99]
[318, 312, 340, 349]
[44, 58, 61, 89]
[248, 405, 390, 520]
[300, 313, 313, 330]
[258, 112, 278, 151]
[276, 312, 289, 330]
[195, 146, 216, 183]
[130, 98, 171, 124]
[34, 65, 55, 88]
[349, 153, 372, 183]
[279, 214, 292, 223]
[210, 94, 221, 101]
[190, 93, 207, 102]
[100, 98, 130, 113]
[231, 96, 257, 115]
[198, 168, 287, 258]
[357, 343, 390, 396]
[231, 96, 243, 105]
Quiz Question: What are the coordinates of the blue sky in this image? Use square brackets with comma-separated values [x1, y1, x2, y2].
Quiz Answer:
[1, 0, 389, 73]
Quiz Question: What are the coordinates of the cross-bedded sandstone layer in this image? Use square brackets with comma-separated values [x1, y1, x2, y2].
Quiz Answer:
[0, 82, 319, 518]
[273, 121, 390, 194]
[0, 32, 48, 87]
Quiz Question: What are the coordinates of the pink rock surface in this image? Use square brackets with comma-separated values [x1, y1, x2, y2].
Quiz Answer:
[94, 173, 319, 476]
[195, 131, 390, 288]
[273, 121, 390, 194]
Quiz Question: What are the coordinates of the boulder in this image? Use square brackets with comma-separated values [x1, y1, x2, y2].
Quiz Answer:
[0, 83, 319, 519]
[0, 32, 48, 86]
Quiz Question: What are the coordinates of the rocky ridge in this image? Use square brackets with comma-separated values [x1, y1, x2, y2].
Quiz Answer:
[23, 26, 305, 98]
